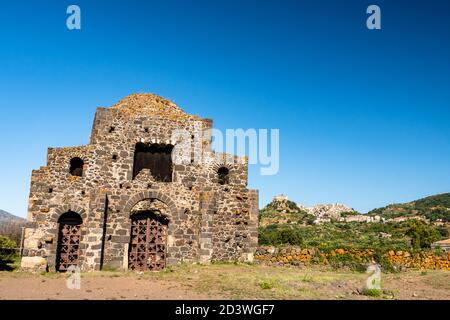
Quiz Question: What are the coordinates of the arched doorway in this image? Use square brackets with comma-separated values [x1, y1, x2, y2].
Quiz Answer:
[56, 211, 82, 272]
[129, 211, 168, 271]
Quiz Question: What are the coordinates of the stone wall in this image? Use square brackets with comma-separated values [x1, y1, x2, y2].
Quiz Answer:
[22, 93, 259, 271]
[255, 246, 450, 271]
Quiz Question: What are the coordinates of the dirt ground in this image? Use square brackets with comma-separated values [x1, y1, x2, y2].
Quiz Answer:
[0, 264, 449, 300]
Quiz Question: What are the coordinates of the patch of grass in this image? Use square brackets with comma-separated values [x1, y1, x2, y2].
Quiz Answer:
[302, 274, 313, 282]
[109, 273, 121, 278]
[422, 271, 450, 290]
[101, 265, 119, 272]
[143, 264, 362, 299]
[382, 289, 397, 300]
[259, 280, 274, 289]
[40, 271, 59, 277]
[161, 266, 175, 274]
[362, 288, 383, 297]
[2, 263, 449, 300]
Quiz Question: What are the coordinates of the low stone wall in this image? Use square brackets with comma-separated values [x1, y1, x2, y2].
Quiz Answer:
[385, 250, 450, 270]
[255, 246, 450, 271]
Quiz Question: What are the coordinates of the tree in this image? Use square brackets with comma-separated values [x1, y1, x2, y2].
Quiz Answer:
[0, 235, 18, 271]
[406, 220, 441, 250]
[0, 235, 16, 249]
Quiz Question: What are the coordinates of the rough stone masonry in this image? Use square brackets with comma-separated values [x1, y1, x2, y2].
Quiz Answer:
[21, 93, 259, 272]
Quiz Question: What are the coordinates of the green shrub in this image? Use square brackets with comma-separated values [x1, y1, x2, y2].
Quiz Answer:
[259, 280, 274, 289]
[0, 235, 18, 271]
[0, 235, 16, 249]
[327, 253, 366, 272]
[406, 220, 442, 250]
[259, 225, 304, 246]
[259, 219, 444, 253]
[301, 274, 313, 282]
[373, 249, 397, 273]
[362, 288, 382, 297]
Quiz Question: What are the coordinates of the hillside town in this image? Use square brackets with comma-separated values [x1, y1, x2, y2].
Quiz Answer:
[269, 194, 447, 226]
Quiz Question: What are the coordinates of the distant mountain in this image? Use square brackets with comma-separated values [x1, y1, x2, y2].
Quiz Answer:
[0, 209, 25, 223]
[368, 193, 450, 222]
[0, 210, 26, 243]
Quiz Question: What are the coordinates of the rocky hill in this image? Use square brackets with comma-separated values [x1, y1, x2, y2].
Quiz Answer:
[259, 194, 448, 251]
[368, 193, 450, 222]
[0, 210, 25, 223]
[259, 195, 313, 226]
[259, 195, 363, 226]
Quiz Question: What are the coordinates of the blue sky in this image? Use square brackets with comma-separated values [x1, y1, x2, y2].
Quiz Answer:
[0, 0, 449, 217]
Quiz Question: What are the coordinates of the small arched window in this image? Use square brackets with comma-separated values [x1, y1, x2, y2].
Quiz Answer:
[69, 157, 84, 177]
[217, 167, 230, 185]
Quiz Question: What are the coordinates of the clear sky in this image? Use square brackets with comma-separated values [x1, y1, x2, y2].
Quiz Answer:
[0, 0, 449, 218]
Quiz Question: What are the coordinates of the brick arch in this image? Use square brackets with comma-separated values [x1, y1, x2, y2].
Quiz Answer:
[63, 146, 88, 157]
[129, 199, 171, 222]
[123, 191, 179, 218]
[66, 151, 90, 168]
[52, 204, 87, 222]
[211, 162, 234, 185]
[211, 162, 231, 172]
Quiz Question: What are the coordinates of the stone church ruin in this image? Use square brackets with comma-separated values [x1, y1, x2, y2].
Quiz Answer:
[21, 94, 259, 272]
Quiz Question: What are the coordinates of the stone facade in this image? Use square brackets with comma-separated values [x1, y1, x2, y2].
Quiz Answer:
[22, 93, 259, 271]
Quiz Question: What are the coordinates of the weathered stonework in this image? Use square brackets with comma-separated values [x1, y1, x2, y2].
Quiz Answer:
[22, 93, 259, 271]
